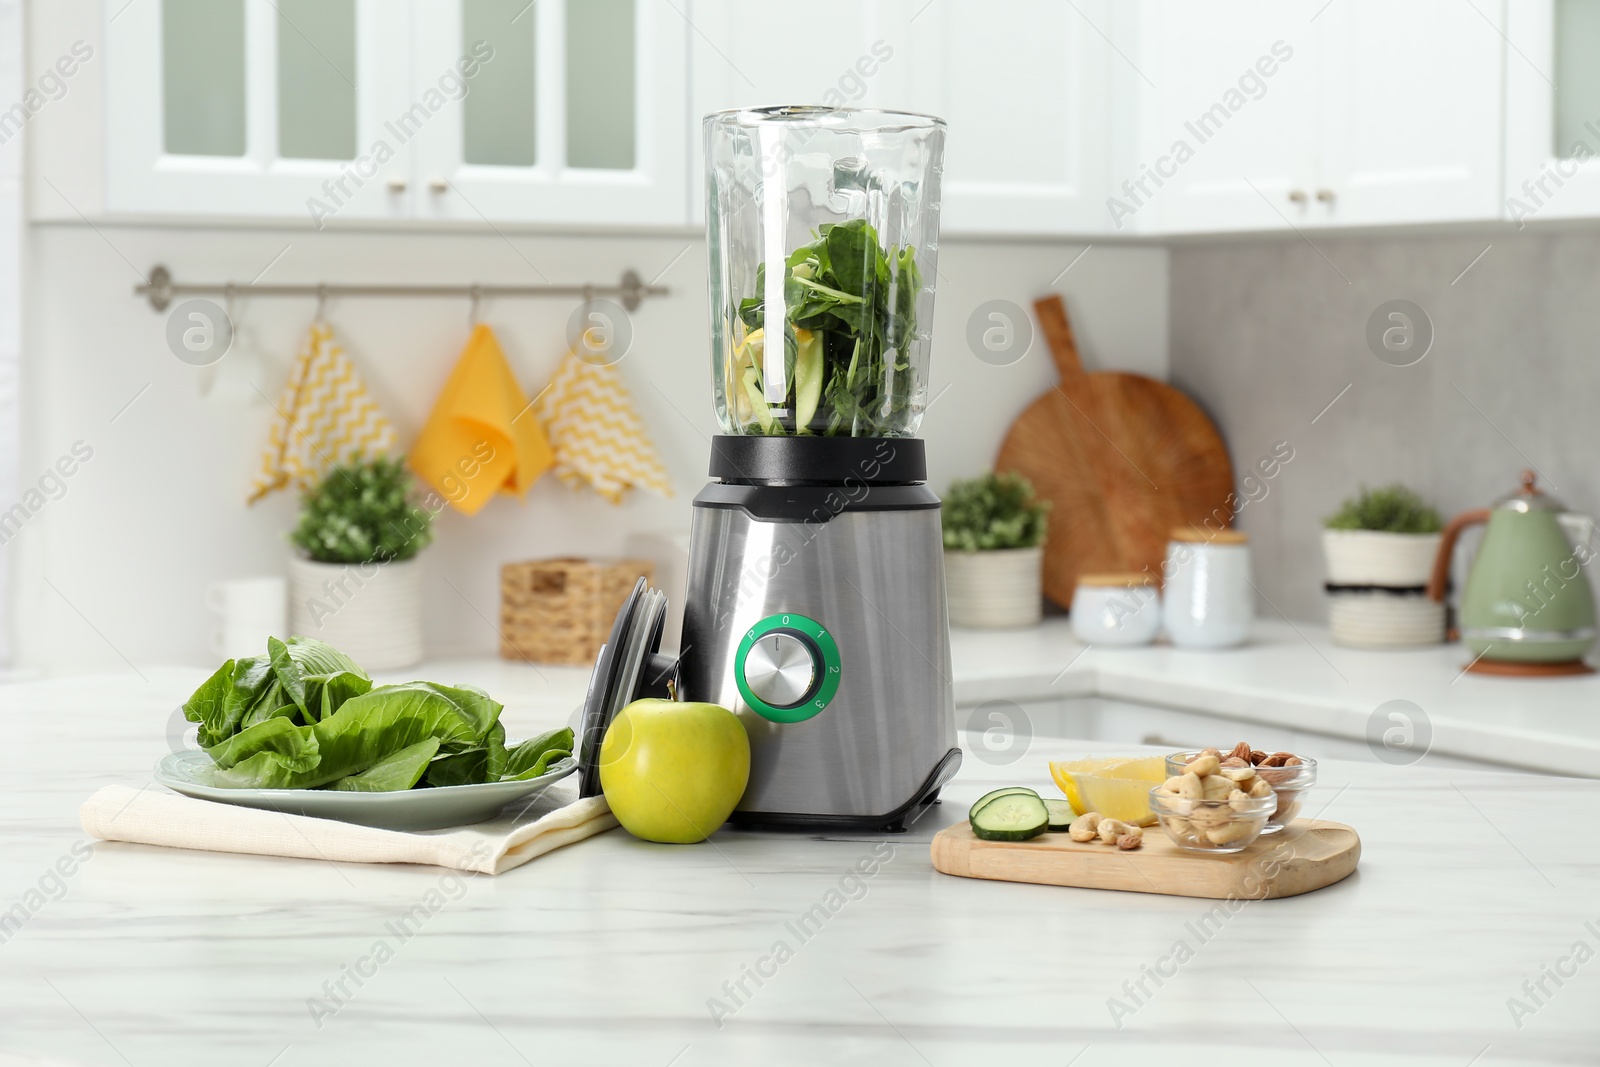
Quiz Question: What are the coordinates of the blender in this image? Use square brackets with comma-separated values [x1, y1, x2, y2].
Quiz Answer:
[578, 106, 959, 831]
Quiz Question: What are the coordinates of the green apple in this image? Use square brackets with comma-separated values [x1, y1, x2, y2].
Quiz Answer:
[599, 698, 750, 844]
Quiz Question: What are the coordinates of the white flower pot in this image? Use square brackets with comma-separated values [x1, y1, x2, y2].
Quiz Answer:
[1321, 529, 1441, 586]
[288, 554, 424, 669]
[944, 547, 1042, 629]
[1321, 529, 1444, 648]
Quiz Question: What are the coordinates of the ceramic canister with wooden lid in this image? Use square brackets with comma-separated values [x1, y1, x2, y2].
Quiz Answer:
[1071, 573, 1161, 646]
[1162, 526, 1253, 648]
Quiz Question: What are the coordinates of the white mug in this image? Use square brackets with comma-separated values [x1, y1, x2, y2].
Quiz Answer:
[1162, 529, 1253, 648]
[206, 576, 287, 658]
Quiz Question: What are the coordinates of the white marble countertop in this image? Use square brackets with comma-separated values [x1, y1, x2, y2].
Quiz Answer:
[3, 664, 1600, 1064]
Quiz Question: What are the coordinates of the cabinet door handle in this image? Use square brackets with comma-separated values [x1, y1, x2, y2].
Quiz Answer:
[429, 178, 450, 193]
[1315, 188, 1335, 203]
[386, 176, 407, 193]
[1287, 189, 1308, 204]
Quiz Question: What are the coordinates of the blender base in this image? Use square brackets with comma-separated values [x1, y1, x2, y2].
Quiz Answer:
[726, 747, 963, 834]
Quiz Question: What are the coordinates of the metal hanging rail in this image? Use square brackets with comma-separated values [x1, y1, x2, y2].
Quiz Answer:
[134, 264, 668, 312]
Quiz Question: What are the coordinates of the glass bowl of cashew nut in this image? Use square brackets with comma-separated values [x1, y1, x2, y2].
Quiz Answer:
[1150, 751, 1277, 853]
[1165, 744, 1317, 835]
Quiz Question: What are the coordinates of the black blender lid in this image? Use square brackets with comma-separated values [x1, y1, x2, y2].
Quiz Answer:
[576, 579, 671, 797]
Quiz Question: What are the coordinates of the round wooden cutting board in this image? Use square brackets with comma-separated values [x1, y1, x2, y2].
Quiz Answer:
[997, 296, 1234, 608]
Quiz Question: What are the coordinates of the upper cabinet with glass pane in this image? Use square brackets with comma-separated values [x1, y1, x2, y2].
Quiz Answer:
[410, 0, 683, 226]
[107, 0, 409, 218]
[1504, 0, 1600, 220]
[106, 0, 686, 225]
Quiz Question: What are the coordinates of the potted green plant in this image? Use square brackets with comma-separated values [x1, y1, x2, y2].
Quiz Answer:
[287, 456, 435, 668]
[1322, 484, 1444, 647]
[942, 472, 1049, 629]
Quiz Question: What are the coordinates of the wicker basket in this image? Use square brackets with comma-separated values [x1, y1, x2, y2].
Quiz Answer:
[500, 558, 654, 665]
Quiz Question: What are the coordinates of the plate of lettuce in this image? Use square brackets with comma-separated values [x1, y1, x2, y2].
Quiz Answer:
[157, 636, 576, 831]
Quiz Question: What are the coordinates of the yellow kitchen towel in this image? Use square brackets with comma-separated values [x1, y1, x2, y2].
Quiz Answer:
[249, 322, 398, 502]
[409, 324, 554, 515]
[533, 350, 672, 504]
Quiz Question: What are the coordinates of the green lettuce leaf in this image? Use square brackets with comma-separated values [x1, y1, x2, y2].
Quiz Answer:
[207, 716, 322, 783]
[326, 737, 440, 792]
[182, 637, 371, 748]
[424, 721, 507, 787]
[315, 670, 373, 722]
[206, 680, 504, 790]
[181, 660, 237, 748]
[500, 727, 574, 781]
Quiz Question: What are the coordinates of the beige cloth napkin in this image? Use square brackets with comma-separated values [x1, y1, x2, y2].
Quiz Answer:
[80, 782, 617, 875]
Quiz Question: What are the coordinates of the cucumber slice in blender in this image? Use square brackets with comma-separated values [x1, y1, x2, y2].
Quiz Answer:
[969, 792, 1050, 841]
[968, 786, 1038, 822]
[1043, 798, 1076, 831]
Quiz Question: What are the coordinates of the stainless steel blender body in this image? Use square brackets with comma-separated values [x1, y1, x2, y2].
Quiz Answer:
[677, 439, 961, 830]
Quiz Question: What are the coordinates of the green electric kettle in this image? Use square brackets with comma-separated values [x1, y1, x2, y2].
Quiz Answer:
[1427, 471, 1596, 672]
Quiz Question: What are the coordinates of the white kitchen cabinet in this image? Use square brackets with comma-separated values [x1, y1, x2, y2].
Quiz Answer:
[1316, 0, 1505, 227]
[411, 0, 687, 227]
[903, 0, 1111, 235]
[687, 0, 1112, 235]
[106, 0, 412, 220]
[1124, 0, 1504, 234]
[1503, 0, 1600, 222]
[686, 0, 917, 227]
[1119, 0, 1317, 234]
[104, 0, 686, 227]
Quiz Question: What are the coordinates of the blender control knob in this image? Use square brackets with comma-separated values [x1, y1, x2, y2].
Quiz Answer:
[741, 631, 818, 709]
[735, 613, 842, 723]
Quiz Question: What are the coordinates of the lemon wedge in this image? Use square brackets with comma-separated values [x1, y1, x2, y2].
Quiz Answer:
[1048, 756, 1166, 824]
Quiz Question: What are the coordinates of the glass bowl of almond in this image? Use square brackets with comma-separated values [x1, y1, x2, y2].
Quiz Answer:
[1165, 743, 1317, 835]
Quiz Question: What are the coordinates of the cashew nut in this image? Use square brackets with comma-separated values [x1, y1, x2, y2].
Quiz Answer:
[1068, 812, 1104, 842]
[1248, 777, 1274, 799]
[1189, 802, 1231, 829]
[1097, 817, 1132, 843]
[1161, 773, 1203, 800]
[1202, 774, 1234, 801]
[1186, 753, 1221, 777]
[1206, 820, 1257, 845]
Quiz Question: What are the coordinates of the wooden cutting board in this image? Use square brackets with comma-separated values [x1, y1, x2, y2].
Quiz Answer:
[996, 296, 1234, 608]
[931, 819, 1360, 900]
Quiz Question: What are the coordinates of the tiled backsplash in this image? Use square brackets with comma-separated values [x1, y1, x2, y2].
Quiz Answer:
[1171, 228, 1600, 623]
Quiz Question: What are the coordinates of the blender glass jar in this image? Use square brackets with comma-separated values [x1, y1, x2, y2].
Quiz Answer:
[705, 106, 945, 438]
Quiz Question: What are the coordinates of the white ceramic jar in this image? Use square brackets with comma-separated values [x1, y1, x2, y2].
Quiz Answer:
[1071, 573, 1161, 646]
[1162, 527, 1253, 648]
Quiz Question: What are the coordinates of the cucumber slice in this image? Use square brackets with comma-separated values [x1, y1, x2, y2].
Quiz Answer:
[1043, 798, 1076, 831]
[970, 792, 1050, 842]
[968, 786, 1039, 823]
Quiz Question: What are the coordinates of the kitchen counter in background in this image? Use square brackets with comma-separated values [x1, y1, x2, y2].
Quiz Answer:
[2, 664, 1598, 1063]
[368, 619, 1600, 780]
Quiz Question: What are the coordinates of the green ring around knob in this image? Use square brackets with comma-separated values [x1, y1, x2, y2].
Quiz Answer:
[734, 613, 842, 723]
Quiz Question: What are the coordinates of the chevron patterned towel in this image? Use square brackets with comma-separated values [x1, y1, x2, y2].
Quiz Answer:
[249, 322, 397, 503]
[534, 350, 672, 504]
